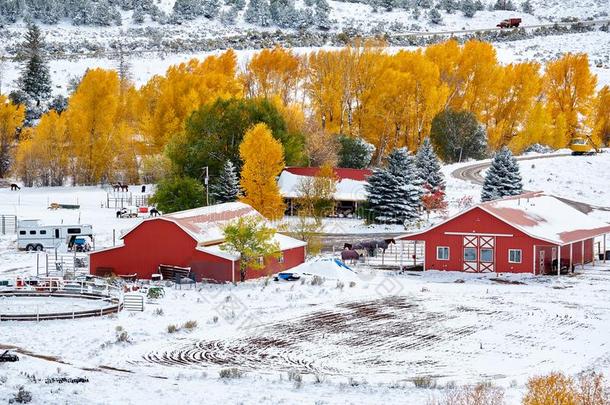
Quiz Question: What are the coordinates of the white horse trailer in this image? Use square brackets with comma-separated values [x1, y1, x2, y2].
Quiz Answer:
[17, 220, 94, 252]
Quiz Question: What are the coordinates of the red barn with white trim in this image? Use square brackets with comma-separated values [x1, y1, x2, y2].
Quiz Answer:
[89, 202, 307, 282]
[400, 192, 610, 274]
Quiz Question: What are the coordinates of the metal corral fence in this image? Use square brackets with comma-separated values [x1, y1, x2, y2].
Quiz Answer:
[0, 215, 17, 235]
[0, 279, 123, 321]
[335, 240, 425, 269]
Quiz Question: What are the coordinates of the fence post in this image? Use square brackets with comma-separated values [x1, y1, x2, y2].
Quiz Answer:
[2, 215, 5, 235]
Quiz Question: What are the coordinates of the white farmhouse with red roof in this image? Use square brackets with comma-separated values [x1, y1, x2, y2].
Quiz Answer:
[277, 167, 372, 216]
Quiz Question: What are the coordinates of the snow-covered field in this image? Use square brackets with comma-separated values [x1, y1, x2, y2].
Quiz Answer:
[519, 152, 610, 208]
[2, 264, 610, 404]
[1, 153, 610, 403]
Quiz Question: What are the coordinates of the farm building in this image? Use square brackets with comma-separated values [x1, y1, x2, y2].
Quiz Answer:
[399, 192, 610, 274]
[277, 167, 371, 216]
[89, 202, 307, 282]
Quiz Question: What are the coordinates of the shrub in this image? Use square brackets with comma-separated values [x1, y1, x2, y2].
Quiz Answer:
[349, 281, 356, 288]
[153, 308, 164, 316]
[219, 368, 244, 379]
[150, 176, 206, 214]
[116, 331, 131, 343]
[523, 372, 576, 405]
[167, 324, 180, 333]
[310, 275, 324, 286]
[413, 375, 437, 388]
[577, 371, 609, 405]
[10, 387, 32, 404]
[426, 382, 504, 405]
[182, 320, 198, 330]
[287, 369, 303, 388]
[336, 281, 345, 290]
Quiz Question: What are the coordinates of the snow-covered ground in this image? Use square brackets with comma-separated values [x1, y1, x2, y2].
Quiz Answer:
[519, 152, 610, 208]
[1, 152, 610, 403]
[3, 263, 610, 404]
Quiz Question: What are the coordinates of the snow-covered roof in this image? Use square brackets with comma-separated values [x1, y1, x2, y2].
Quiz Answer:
[198, 233, 308, 261]
[401, 192, 610, 246]
[480, 192, 610, 245]
[121, 202, 262, 245]
[277, 170, 368, 202]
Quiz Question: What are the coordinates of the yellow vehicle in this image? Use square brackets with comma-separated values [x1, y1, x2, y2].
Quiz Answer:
[569, 137, 597, 155]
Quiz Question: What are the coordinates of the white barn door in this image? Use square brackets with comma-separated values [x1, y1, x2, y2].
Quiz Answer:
[463, 235, 495, 273]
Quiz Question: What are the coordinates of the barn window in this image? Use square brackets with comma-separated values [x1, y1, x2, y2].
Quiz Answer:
[463, 247, 477, 261]
[278, 254, 285, 264]
[480, 248, 493, 263]
[509, 249, 522, 263]
[436, 246, 449, 260]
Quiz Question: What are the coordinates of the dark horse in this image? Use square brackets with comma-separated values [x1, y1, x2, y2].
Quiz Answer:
[113, 182, 129, 192]
[10, 184, 20, 191]
[149, 208, 160, 217]
[344, 238, 396, 257]
[341, 249, 360, 264]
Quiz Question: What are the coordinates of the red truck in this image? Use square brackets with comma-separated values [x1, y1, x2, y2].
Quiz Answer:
[497, 18, 522, 28]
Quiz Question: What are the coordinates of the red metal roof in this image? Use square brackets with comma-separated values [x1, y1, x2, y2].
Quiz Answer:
[283, 167, 372, 181]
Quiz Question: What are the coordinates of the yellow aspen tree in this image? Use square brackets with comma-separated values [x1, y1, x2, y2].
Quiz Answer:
[65, 68, 122, 184]
[32, 110, 70, 186]
[0, 95, 25, 177]
[484, 62, 542, 149]
[590, 85, 610, 147]
[543, 53, 597, 145]
[137, 50, 243, 153]
[304, 49, 344, 133]
[243, 46, 302, 104]
[508, 102, 553, 153]
[424, 39, 462, 106]
[239, 123, 286, 220]
[13, 135, 36, 187]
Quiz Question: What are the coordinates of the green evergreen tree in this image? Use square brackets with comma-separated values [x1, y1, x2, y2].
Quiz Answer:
[429, 108, 487, 163]
[18, 24, 52, 109]
[416, 137, 445, 190]
[337, 135, 375, 169]
[211, 160, 240, 203]
[481, 147, 523, 202]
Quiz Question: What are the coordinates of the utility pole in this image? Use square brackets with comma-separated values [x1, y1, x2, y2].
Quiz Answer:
[203, 166, 209, 206]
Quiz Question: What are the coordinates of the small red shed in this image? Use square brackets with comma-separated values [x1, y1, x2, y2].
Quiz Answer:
[399, 192, 610, 274]
[89, 202, 307, 282]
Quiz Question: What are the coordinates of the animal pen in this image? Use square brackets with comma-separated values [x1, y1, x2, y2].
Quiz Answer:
[337, 240, 425, 269]
[106, 191, 151, 208]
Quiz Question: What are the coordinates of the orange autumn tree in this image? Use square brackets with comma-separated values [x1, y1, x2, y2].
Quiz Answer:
[591, 85, 610, 147]
[239, 123, 285, 220]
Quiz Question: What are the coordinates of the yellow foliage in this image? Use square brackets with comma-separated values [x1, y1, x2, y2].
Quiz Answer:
[522, 372, 577, 405]
[65, 68, 123, 184]
[590, 86, 610, 146]
[138, 50, 242, 152]
[543, 53, 597, 145]
[239, 123, 285, 220]
[0, 95, 25, 176]
[243, 46, 302, 104]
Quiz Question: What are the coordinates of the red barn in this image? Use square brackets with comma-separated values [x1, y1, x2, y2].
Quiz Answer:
[89, 202, 307, 282]
[400, 192, 610, 274]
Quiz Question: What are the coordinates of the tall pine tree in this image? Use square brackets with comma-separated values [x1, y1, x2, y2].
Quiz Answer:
[17, 24, 52, 113]
[365, 148, 422, 224]
[211, 160, 240, 203]
[481, 147, 523, 202]
[415, 137, 445, 191]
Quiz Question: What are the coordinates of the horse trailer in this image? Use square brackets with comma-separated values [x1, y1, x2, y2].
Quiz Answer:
[17, 220, 94, 252]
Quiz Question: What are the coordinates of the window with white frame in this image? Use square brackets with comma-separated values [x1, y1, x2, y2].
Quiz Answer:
[278, 254, 285, 264]
[464, 247, 477, 262]
[436, 246, 449, 260]
[508, 249, 522, 263]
